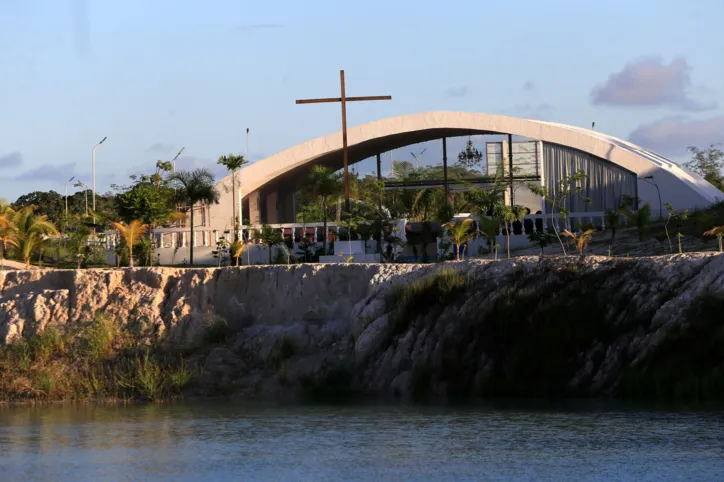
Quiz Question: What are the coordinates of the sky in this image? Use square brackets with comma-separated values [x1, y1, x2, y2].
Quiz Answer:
[1, 0, 723, 201]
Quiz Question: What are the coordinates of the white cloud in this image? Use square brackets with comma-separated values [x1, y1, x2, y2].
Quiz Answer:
[628, 116, 724, 155]
[591, 57, 717, 111]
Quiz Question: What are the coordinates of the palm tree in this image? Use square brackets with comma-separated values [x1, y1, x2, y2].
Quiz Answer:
[304, 166, 343, 255]
[340, 212, 365, 258]
[253, 225, 283, 264]
[0, 200, 17, 269]
[619, 203, 651, 242]
[12, 206, 59, 268]
[168, 168, 221, 265]
[477, 216, 500, 258]
[604, 210, 620, 250]
[561, 228, 595, 256]
[496, 204, 527, 259]
[0, 199, 12, 229]
[442, 219, 474, 261]
[217, 154, 249, 241]
[111, 219, 149, 267]
[704, 226, 724, 252]
[229, 239, 248, 266]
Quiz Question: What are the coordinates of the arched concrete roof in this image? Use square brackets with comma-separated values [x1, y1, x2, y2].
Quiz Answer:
[225, 111, 723, 210]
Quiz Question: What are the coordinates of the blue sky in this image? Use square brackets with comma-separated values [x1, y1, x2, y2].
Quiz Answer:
[1, 0, 723, 201]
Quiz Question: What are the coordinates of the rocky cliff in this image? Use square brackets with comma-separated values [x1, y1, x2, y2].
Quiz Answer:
[2, 254, 724, 401]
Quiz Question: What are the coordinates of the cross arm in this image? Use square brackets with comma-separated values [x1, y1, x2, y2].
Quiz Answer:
[296, 95, 392, 104]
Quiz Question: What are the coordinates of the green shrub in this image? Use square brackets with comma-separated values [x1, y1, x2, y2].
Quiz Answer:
[387, 269, 469, 336]
[84, 314, 122, 361]
[169, 359, 194, 393]
[203, 318, 231, 344]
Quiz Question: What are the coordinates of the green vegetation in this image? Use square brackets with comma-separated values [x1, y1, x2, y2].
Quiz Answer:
[387, 268, 469, 337]
[561, 228, 595, 255]
[528, 170, 591, 256]
[684, 144, 724, 192]
[217, 153, 249, 240]
[0, 314, 195, 402]
[168, 168, 221, 265]
[617, 292, 724, 401]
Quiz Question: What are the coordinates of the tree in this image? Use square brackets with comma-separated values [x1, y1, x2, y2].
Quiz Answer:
[253, 225, 283, 264]
[604, 210, 620, 250]
[12, 206, 59, 268]
[478, 216, 500, 258]
[528, 170, 590, 256]
[229, 239, 248, 266]
[115, 176, 176, 227]
[704, 226, 724, 252]
[561, 228, 595, 256]
[662, 203, 689, 253]
[528, 230, 553, 256]
[303, 166, 343, 255]
[339, 212, 365, 258]
[684, 144, 724, 191]
[442, 219, 474, 261]
[496, 204, 527, 259]
[619, 203, 652, 242]
[111, 219, 149, 268]
[168, 168, 221, 265]
[0, 200, 18, 269]
[217, 153, 249, 241]
[68, 223, 92, 268]
[12, 191, 65, 226]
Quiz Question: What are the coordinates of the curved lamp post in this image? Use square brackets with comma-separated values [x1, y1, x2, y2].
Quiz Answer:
[172, 147, 185, 173]
[92, 136, 107, 223]
[64, 176, 75, 228]
[639, 175, 662, 221]
[74, 180, 90, 217]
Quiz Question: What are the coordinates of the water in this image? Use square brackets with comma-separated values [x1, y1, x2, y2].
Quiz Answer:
[1, 402, 724, 481]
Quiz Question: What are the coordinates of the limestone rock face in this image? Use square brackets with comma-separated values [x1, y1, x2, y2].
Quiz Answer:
[0, 290, 69, 344]
[1, 253, 723, 400]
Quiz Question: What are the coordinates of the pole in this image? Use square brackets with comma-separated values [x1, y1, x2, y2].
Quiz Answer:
[91, 136, 107, 223]
[172, 147, 185, 173]
[242, 128, 248, 239]
[65, 176, 74, 228]
[442, 137, 449, 207]
[340, 70, 350, 213]
[508, 134, 515, 206]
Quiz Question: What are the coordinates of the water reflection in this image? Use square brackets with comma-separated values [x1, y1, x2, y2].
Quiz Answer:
[1, 402, 724, 481]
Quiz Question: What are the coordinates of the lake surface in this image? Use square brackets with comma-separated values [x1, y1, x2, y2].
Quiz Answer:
[1, 401, 723, 481]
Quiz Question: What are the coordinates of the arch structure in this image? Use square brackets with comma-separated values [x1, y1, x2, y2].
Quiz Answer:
[211, 111, 723, 227]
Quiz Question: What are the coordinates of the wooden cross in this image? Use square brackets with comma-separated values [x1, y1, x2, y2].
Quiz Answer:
[296, 70, 391, 212]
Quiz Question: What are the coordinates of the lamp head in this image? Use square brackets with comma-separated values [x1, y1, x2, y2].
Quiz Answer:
[99, 137, 107, 144]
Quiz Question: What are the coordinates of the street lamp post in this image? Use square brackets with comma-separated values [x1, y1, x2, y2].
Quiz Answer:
[65, 176, 75, 229]
[92, 136, 107, 223]
[172, 147, 185, 173]
[74, 181, 89, 217]
[639, 176, 663, 220]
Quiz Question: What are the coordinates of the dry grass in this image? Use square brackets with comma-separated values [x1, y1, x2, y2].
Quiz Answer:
[0, 314, 196, 403]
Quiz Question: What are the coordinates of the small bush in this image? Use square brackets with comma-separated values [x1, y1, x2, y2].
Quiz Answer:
[84, 314, 122, 361]
[387, 269, 469, 336]
[169, 359, 194, 393]
[203, 318, 231, 344]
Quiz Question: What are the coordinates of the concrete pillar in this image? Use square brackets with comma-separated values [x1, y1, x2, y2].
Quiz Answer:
[266, 190, 278, 224]
[276, 186, 297, 223]
[248, 190, 262, 225]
